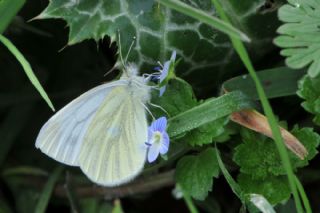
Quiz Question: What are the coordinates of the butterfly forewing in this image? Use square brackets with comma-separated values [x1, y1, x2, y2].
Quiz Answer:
[35, 81, 126, 166]
[79, 86, 148, 186]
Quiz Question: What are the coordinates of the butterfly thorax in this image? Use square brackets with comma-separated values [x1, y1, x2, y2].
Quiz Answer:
[120, 64, 151, 103]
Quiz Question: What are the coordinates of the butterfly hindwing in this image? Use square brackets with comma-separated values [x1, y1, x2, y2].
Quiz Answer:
[79, 86, 148, 186]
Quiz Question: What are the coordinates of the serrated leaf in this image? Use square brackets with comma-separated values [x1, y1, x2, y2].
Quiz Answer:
[233, 127, 320, 179]
[38, 0, 279, 94]
[175, 148, 219, 200]
[274, 0, 320, 77]
[238, 173, 291, 205]
[297, 75, 320, 125]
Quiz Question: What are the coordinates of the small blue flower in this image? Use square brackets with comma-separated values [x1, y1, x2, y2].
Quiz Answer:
[145, 117, 170, 163]
[158, 51, 176, 96]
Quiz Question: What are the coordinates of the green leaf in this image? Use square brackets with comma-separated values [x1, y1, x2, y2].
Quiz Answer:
[151, 78, 197, 118]
[238, 173, 291, 205]
[233, 127, 320, 179]
[0, 35, 55, 111]
[38, 0, 279, 94]
[168, 91, 252, 137]
[0, 0, 25, 33]
[297, 75, 320, 125]
[112, 200, 124, 213]
[222, 67, 306, 100]
[186, 116, 229, 146]
[274, 0, 320, 77]
[35, 166, 63, 213]
[211, 0, 304, 211]
[175, 148, 219, 200]
[151, 78, 252, 139]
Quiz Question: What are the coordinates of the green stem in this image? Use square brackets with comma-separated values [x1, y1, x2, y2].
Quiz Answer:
[178, 184, 199, 213]
[210, 0, 304, 212]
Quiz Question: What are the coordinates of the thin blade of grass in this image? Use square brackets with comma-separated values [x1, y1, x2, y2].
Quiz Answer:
[112, 200, 124, 213]
[0, 0, 26, 33]
[210, 0, 305, 212]
[0, 34, 55, 111]
[215, 148, 246, 204]
[35, 166, 63, 213]
[157, 0, 250, 42]
[294, 175, 311, 213]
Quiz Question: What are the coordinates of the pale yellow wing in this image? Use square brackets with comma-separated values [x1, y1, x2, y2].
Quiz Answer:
[78, 86, 148, 186]
[35, 81, 127, 166]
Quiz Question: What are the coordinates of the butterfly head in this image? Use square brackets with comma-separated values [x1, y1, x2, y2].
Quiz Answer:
[120, 63, 151, 103]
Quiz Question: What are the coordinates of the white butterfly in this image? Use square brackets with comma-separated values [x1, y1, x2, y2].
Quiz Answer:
[35, 64, 151, 186]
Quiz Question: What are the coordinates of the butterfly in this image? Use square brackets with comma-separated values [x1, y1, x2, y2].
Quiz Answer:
[35, 63, 152, 186]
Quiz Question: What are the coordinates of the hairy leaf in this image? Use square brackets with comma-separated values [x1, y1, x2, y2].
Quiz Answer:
[233, 127, 320, 179]
[175, 148, 219, 200]
[38, 0, 279, 93]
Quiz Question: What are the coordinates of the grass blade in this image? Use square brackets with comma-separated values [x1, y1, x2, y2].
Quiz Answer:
[0, 0, 25, 33]
[294, 176, 311, 213]
[210, 0, 305, 212]
[0, 34, 55, 111]
[215, 148, 246, 204]
[35, 166, 63, 213]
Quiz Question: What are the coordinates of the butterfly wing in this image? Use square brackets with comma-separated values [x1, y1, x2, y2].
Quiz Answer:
[78, 86, 148, 186]
[35, 81, 126, 166]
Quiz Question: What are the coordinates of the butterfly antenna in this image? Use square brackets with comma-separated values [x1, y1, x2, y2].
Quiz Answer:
[125, 36, 136, 64]
[103, 65, 117, 77]
[117, 30, 126, 69]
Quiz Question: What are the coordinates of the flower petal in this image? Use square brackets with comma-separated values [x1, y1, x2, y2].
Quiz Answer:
[159, 132, 170, 155]
[151, 117, 167, 132]
[148, 142, 161, 163]
[159, 85, 166, 97]
[148, 128, 154, 141]
[159, 61, 170, 82]
[170, 51, 177, 61]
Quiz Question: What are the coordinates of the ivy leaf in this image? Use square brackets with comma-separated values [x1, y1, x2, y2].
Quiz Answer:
[297, 75, 320, 125]
[238, 173, 291, 205]
[233, 127, 320, 179]
[274, 0, 320, 77]
[175, 148, 219, 200]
